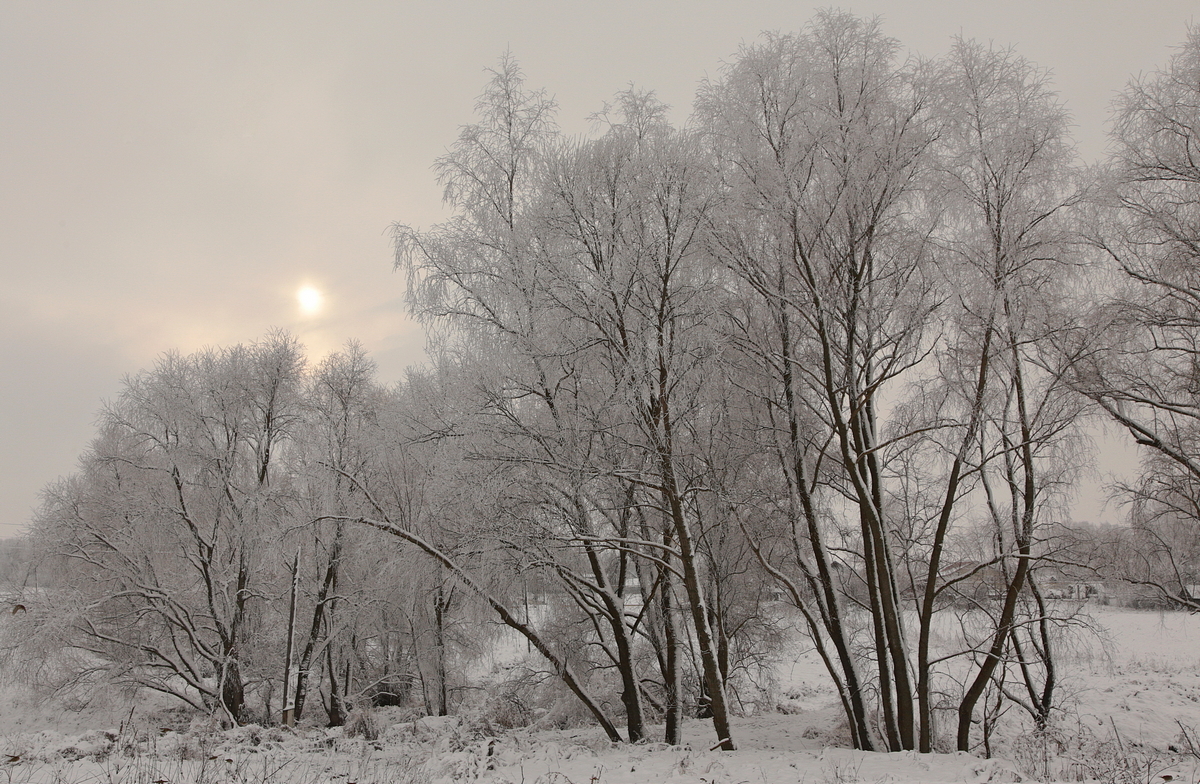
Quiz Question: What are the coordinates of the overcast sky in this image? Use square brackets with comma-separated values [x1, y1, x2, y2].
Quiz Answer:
[1, 1, 1194, 538]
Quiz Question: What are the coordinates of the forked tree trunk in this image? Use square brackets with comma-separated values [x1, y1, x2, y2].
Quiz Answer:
[957, 326, 1037, 751]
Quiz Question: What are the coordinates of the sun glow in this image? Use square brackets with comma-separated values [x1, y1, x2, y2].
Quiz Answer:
[297, 285, 323, 315]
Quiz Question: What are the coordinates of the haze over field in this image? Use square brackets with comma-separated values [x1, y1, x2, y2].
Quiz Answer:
[1, 0, 1196, 539]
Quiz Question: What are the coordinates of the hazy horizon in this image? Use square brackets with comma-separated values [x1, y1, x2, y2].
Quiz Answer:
[2, 0, 1194, 538]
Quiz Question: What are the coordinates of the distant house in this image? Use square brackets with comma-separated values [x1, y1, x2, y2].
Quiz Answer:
[938, 560, 1006, 604]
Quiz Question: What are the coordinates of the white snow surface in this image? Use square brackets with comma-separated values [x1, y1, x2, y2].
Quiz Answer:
[0, 606, 1198, 783]
[0, 715, 1033, 784]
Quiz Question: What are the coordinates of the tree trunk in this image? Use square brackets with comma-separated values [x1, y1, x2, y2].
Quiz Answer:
[434, 581, 449, 716]
[661, 569, 683, 745]
[661, 468, 735, 750]
[294, 526, 343, 723]
[325, 643, 346, 726]
[957, 327, 1037, 751]
[577, 498, 645, 742]
[220, 660, 245, 726]
[281, 550, 300, 726]
[917, 325, 994, 751]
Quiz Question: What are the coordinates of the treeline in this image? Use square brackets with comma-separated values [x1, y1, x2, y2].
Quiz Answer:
[5, 11, 1200, 756]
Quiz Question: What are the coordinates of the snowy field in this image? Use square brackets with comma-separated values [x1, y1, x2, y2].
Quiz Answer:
[2, 606, 1199, 783]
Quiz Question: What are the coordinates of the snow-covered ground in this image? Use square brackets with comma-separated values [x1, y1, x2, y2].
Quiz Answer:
[1027, 607, 1200, 782]
[1, 606, 1198, 783]
[0, 712, 1035, 784]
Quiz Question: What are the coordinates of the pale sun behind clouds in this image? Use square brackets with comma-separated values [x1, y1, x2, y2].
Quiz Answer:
[297, 285, 323, 316]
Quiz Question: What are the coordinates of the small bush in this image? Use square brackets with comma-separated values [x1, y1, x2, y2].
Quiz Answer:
[344, 708, 383, 741]
[1011, 720, 1189, 784]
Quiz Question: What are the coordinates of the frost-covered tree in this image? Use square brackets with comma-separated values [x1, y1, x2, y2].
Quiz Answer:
[931, 38, 1086, 749]
[30, 331, 306, 723]
[396, 57, 740, 747]
[1075, 28, 1200, 612]
[697, 13, 937, 751]
[697, 14, 1085, 752]
[288, 341, 381, 725]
